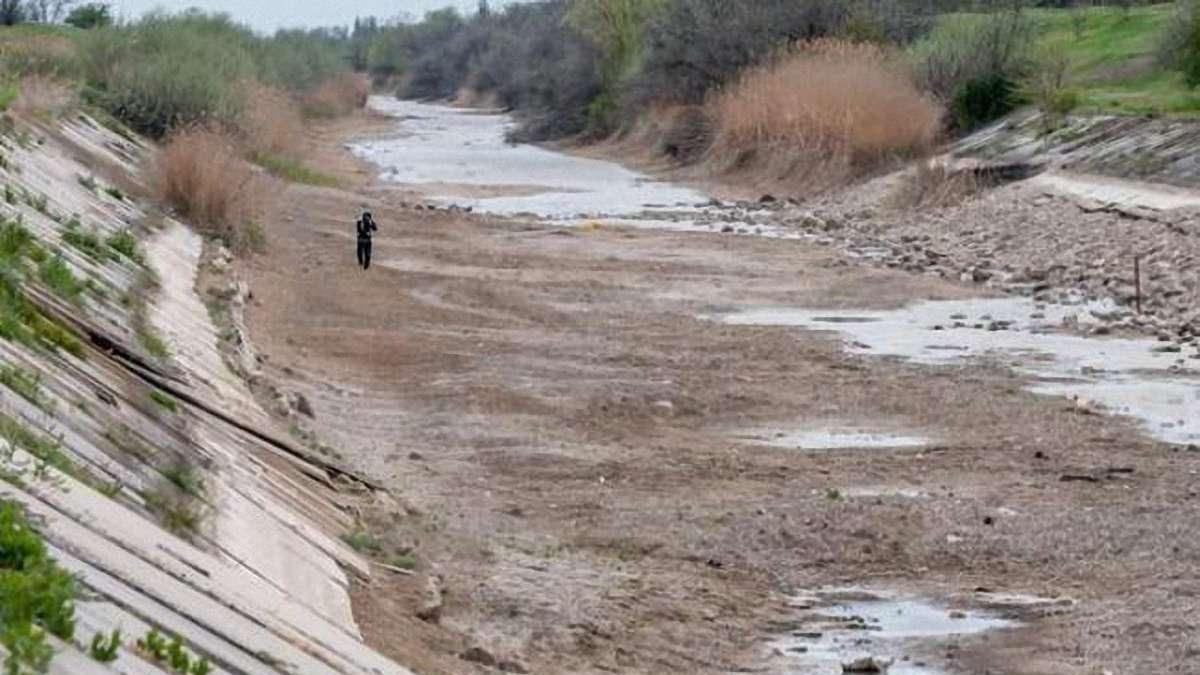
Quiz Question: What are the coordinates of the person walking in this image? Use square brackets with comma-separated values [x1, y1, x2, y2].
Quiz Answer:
[356, 211, 378, 270]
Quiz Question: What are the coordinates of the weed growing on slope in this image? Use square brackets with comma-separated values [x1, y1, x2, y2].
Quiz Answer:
[61, 220, 108, 261]
[0, 413, 93, 486]
[89, 628, 121, 662]
[136, 628, 211, 675]
[37, 255, 84, 302]
[0, 501, 77, 675]
[0, 365, 53, 413]
[145, 460, 207, 539]
[104, 229, 142, 263]
[341, 528, 384, 555]
[149, 389, 178, 413]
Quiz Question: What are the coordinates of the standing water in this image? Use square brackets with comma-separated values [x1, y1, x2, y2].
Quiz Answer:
[352, 98, 706, 219]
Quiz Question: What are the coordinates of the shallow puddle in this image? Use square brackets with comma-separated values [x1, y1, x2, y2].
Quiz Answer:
[717, 298, 1200, 445]
[748, 429, 930, 451]
[772, 591, 1013, 674]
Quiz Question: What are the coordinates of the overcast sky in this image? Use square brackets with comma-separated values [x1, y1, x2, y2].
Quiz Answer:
[108, 1, 505, 32]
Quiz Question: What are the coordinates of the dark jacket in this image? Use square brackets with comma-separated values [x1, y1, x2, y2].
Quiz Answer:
[356, 216, 378, 240]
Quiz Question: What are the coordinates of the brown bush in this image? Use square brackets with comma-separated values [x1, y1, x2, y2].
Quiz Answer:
[301, 72, 370, 119]
[239, 82, 304, 158]
[11, 76, 77, 117]
[708, 39, 942, 189]
[887, 160, 981, 210]
[155, 127, 266, 253]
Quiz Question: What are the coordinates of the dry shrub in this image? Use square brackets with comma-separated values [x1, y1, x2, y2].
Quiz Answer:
[239, 82, 303, 157]
[887, 160, 981, 210]
[301, 72, 369, 119]
[11, 76, 77, 117]
[155, 127, 265, 253]
[658, 105, 713, 165]
[708, 39, 942, 189]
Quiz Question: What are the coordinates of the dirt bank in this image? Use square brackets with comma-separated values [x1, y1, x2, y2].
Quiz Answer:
[231, 109, 1200, 674]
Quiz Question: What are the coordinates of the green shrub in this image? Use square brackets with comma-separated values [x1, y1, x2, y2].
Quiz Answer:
[66, 4, 113, 30]
[953, 72, 1020, 130]
[0, 501, 77, 675]
[914, 10, 1034, 129]
[0, 220, 33, 265]
[1162, 0, 1200, 87]
[60, 221, 107, 261]
[0, 365, 51, 412]
[0, 80, 16, 112]
[340, 529, 383, 555]
[136, 629, 210, 675]
[37, 255, 83, 301]
[104, 229, 142, 263]
[89, 629, 121, 663]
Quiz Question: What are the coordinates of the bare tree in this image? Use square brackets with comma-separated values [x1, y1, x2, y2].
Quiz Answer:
[24, 0, 77, 22]
[0, 0, 25, 25]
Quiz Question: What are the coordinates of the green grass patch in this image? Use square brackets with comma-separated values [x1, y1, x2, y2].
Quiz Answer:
[251, 152, 340, 188]
[37, 255, 84, 302]
[61, 219, 109, 261]
[0, 365, 52, 413]
[1026, 4, 1200, 115]
[105, 229, 143, 264]
[138, 327, 170, 359]
[89, 628, 121, 663]
[0, 501, 78, 675]
[340, 529, 384, 555]
[0, 80, 17, 113]
[0, 413, 91, 486]
[135, 628, 212, 675]
[149, 389, 178, 413]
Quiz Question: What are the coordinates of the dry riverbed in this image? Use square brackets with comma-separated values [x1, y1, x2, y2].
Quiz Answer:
[233, 102, 1200, 675]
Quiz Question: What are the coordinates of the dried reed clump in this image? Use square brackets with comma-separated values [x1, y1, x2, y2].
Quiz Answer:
[11, 76, 77, 117]
[708, 39, 943, 187]
[301, 72, 370, 119]
[887, 160, 982, 210]
[155, 126, 265, 253]
[239, 82, 304, 158]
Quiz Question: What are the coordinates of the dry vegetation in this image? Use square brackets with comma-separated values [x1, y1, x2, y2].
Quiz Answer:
[887, 159, 983, 210]
[708, 39, 942, 190]
[301, 72, 370, 119]
[10, 75, 76, 117]
[156, 127, 267, 253]
[239, 82, 304, 157]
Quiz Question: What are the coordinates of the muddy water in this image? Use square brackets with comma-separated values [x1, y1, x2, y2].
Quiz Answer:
[773, 591, 1013, 675]
[353, 98, 707, 218]
[719, 298, 1200, 445]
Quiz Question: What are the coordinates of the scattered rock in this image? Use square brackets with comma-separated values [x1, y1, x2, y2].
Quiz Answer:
[416, 575, 444, 623]
[460, 646, 497, 667]
[842, 656, 893, 673]
[292, 392, 315, 418]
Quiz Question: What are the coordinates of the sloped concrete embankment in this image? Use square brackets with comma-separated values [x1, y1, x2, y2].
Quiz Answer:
[0, 113, 410, 672]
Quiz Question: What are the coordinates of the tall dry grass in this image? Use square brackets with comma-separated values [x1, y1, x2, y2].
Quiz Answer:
[11, 76, 77, 117]
[239, 82, 304, 158]
[156, 127, 266, 253]
[301, 72, 370, 119]
[708, 39, 942, 188]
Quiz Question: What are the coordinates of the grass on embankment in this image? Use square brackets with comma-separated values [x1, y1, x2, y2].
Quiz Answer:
[251, 152, 340, 188]
[1031, 3, 1200, 115]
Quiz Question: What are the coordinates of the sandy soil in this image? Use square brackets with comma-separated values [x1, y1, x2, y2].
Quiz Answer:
[237, 112, 1200, 675]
